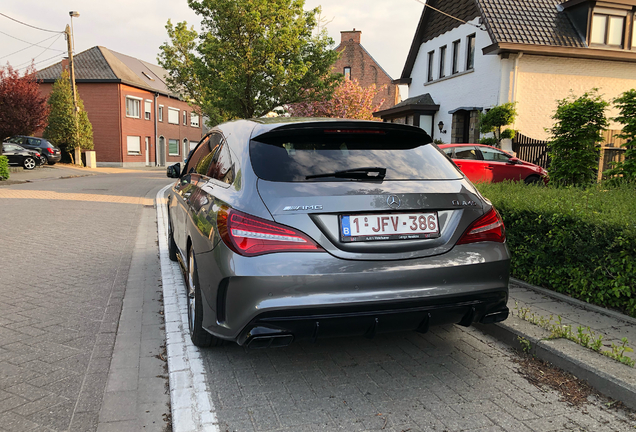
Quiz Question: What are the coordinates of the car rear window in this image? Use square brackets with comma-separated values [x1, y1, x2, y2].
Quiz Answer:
[250, 127, 461, 182]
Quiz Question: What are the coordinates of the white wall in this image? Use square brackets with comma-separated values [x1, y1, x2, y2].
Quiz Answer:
[515, 55, 636, 140]
[409, 18, 501, 143]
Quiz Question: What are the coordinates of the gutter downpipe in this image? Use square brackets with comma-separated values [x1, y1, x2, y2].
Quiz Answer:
[154, 93, 159, 166]
[511, 52, 523, 103]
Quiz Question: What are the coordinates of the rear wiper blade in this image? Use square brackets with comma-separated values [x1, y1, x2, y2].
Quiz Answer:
[305, 167, 387, 181]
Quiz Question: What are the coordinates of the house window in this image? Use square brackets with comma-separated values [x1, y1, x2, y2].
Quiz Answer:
[168, 108, 179, 124]
[183, 111, 187, 125]
[168, 139, 179, 156]
[466, 34, 476, 70]
[144, 100, 152, 120]
[591, 10, 626, 47]
[191, 112, 200, 127]
[125, 97, 141, 118]
[427, 51, 434, 82]
[158, 106, 163, 122]
[633, 16, 636, 49]
[452, 40, 460, 74]
[343, 67, 351, 80]
[439, 45, 446, 78]
[127, 136, 141, 155]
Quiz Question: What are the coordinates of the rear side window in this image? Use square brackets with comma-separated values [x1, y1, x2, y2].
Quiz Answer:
[27, 138, 41, 146]
[454, 146, 480, 160]
[250, 128, 461, 182]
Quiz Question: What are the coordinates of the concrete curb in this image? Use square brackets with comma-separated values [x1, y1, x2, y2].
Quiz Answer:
[156, 184, 220, 432]
[511, 277, 636, 326]
[476, 315, 636, 411]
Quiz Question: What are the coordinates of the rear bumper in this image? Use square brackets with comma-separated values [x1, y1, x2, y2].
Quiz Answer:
[197, 242, 510, 344]
[237, 290, 509, 348]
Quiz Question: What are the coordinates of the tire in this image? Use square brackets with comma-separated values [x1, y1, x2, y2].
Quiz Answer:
[168, 217, 178, 262]
[524, 175, 542, 185]
[186, 246, 222, 348]
[40, 155, 48, 165]
[23, 157, 36, 170]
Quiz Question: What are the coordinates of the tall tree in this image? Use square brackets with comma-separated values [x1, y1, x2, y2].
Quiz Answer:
[43, 70, 93, 164]
[286, 78, 385, 120]
[0, 63, 49, 155]
[158, 0, 340, 125]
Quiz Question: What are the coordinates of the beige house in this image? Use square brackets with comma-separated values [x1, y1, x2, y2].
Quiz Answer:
[378, 0, 636, 143]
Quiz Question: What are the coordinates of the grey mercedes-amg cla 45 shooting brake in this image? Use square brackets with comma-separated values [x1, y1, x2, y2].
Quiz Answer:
[166, 118, 510, 349]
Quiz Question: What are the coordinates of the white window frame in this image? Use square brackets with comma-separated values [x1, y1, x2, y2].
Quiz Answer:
[168, 139, 179, 156]
[127, 136, 141, 155]
[168, 107, 179, 125]
[158, 105, 164, 122]
[125, 96, 142, 118]
[183, 111, 187, 126]
[190, 112, 200, 127]
[144, 100, 152, 120]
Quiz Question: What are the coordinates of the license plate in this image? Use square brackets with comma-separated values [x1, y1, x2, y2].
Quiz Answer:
[340, 212, 440, 242]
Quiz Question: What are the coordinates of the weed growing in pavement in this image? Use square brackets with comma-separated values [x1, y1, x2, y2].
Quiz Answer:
[513, 302, 635, 367]
[517, 336, 532, 353]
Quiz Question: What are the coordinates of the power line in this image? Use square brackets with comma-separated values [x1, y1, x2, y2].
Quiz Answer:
[0, 12, 63, 34]
[415, 0, 485, 30]
[0, 30, 67, 53]
[31, 33, 65, 63]
[0, 33, 63, 61]
[16, 52, 66, 72]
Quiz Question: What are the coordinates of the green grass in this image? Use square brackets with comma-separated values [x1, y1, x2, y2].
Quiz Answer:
[476, 182, 636, 317]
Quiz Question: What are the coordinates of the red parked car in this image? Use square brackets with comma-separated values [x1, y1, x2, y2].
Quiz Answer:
[438, 143, 548, 184]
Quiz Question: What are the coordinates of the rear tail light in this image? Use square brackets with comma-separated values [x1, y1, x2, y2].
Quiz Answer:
[217, 208, 323, 256]
[457, 207, 505, 245]
[47, 148, 54, 154]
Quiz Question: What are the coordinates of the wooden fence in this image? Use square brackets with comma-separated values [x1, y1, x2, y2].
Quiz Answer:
[512, 133, 550, 169]
[512, 130, 628, 181]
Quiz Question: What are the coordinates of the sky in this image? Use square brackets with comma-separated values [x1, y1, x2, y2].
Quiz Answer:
[0, 0, 424, 82]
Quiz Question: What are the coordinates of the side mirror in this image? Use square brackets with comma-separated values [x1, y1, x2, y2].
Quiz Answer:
[507, 157, 521, 165]
[167, 163, 181, 178]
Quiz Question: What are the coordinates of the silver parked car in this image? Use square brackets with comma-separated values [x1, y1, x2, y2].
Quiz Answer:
[166, 118, 510, 348]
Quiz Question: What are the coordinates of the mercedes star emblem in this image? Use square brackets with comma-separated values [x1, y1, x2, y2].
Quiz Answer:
[387, 195, 401, 209]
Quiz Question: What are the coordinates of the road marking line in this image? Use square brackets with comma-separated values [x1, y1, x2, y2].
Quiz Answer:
[156, 183, 220, 432]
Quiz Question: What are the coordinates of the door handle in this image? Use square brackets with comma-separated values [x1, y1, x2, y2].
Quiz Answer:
[485, 166, 494, 170]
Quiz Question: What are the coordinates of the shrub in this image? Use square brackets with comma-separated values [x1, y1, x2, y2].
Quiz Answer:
[0, 155, 8, 180]
[604, 89, 636, 185]
[479, 137, 498, 146]
[477, 182, 636, 317]
[547, 89, 609, 186]
[479, 102, 517, 147]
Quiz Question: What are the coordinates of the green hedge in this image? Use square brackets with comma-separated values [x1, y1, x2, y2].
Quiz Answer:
[477, 182, 636, 317]
[0, 156, 9, 180]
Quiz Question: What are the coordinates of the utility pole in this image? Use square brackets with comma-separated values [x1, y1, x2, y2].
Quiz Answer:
[65, 11, 82, 166]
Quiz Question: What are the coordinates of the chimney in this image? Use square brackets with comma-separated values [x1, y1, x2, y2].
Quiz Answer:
[340, 29, 361, 45]
[61, 58, 70, 72]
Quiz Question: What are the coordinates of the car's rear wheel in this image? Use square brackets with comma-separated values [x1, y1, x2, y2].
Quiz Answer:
[40, 155, 48, 165]
[168, 217, 178, 262]
[187, 246, 222, 348]
[23, 157, 36, 170]
[524, 175, 542, 185]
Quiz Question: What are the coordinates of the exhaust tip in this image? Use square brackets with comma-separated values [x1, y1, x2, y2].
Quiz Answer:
[480, 308, 509, 324]
[246, 334, 294, 349]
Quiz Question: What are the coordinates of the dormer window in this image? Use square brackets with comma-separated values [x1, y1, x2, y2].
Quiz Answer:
[590, 8, 626, 47]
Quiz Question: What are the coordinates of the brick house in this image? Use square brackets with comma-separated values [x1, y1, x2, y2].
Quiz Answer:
[36, 46, 203, 167]
[375, 0, 636, 144]
[332, 29, 400, 111]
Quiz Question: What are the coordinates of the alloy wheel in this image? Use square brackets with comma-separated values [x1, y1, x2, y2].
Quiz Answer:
[23, 158, 36, 170]
[187, 252, 196, 337]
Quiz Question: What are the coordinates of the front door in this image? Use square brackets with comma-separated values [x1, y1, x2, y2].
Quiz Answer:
[158, 137, 166, 166]
[145, 137, 150, 166]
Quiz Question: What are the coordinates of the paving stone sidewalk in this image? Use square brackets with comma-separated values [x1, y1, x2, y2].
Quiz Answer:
[0, 172, 170, 431]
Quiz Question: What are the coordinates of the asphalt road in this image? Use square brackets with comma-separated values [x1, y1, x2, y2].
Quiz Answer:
[0, 171, 170, 431]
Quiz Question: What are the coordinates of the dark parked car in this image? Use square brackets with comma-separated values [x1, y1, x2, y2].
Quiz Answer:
[438, 143, 548, 184]
[166, 119, 510, 349]
[5, 136, 62, 165]
[2, 143, 41, 170]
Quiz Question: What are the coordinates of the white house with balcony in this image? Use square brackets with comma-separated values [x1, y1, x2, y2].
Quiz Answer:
[375, 0, 636, 144]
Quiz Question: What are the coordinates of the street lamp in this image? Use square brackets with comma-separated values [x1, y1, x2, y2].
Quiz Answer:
[67, 11, 81, 165]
